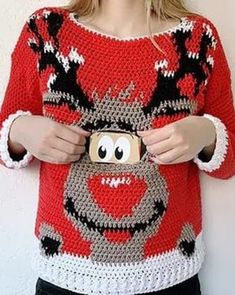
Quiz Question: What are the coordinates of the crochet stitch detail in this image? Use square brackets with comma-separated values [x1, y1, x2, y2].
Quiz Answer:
[193, 113, 229, 172]
[1, 5, 235, 294]
[0, 110, 33, 169]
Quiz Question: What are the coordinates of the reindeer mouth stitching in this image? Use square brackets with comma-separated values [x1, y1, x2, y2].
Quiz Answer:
[101, 176, 132, 187]
[65, 197, 166, 236]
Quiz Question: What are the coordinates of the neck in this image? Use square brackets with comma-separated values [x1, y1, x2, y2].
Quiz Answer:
[91, 0, 150, 38]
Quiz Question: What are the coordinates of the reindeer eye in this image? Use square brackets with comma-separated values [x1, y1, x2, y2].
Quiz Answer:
[114, 137, 131, 163]
[97, 135, 114, 161]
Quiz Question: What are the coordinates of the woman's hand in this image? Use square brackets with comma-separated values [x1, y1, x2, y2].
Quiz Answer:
[137, 115, 217, 165]
[9, 115, 90, 164]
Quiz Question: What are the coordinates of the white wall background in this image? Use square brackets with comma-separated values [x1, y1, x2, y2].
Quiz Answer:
[0, 1, 234, 294]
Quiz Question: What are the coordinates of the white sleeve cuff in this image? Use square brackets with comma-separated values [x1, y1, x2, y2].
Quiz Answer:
[0, 110, 33, 169]
[193, 114, 229, 172]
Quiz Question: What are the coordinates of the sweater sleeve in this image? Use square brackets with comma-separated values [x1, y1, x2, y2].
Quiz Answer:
[0, 13, 43, 169]
[193, 19, 235, 179]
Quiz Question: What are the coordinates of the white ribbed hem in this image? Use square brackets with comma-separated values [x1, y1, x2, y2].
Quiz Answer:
[30, 231, 206, 295]
[0, 110, 33, 169]
[193, 114, 229, 173]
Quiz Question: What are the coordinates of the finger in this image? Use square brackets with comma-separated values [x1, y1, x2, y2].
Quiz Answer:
[147, 138, 175, 156]
[67, 125, 91, 137]
[40, 154, 68, 165]
[55, 124, 88, 145]
[137, 128, 154, 135]
[40, 154, 58, 164]
[137, 128, 156, 139]
[151, 147, 185, 164]
[51, 137, 86, 155]
[48, 148, 81, 164]
[151, 154, 189, 165]
[38, 152, 75, 164]
[140, 127, 172, 146]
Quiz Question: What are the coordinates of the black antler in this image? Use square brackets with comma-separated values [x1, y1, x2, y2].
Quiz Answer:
[143, 23, 215, 117]
[27, 10, 93, 111]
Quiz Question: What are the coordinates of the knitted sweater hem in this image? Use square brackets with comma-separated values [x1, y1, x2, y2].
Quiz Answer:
[30, 231, 205, 295]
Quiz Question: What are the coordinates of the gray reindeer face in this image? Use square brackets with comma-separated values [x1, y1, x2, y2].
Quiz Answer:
[61, 83, 170, 263]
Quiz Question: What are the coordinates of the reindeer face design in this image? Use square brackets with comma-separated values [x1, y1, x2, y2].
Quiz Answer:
[42, 83, 197, 263]
[28, 9, 216, 262]
[62, 85, 171, 263]
[59, 80, 195, 263]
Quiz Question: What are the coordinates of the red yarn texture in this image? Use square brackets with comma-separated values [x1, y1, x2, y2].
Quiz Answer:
[0, 6, 235, 291]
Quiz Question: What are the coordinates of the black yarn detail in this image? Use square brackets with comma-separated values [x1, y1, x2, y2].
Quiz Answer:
[179, 239, 196, 257]
[43, 12, 63, 48]
[40, 236, 61, 256]
[65, 197, 166, 236]
[27, 11, 94, 111]
[143, 28, 214, 116]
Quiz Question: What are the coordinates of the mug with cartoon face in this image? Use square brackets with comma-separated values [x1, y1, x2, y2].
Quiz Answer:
[88, 130, 146, 164]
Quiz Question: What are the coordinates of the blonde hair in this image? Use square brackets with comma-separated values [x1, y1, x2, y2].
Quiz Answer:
[63, 0, 198, 49]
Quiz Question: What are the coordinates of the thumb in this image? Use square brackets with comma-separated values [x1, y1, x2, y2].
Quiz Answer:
[67, 125, 91, 137]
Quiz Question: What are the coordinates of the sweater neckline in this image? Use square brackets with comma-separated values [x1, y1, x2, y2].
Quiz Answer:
[69, 12, 189, 42]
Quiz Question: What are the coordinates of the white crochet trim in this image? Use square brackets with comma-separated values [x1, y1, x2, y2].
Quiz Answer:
[193, 113, 229, 173]
[0, 110, 33, 169]
[30, 232, 205, 295]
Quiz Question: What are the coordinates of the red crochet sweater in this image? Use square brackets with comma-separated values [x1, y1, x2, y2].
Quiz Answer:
[1, 6, 235, 294]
